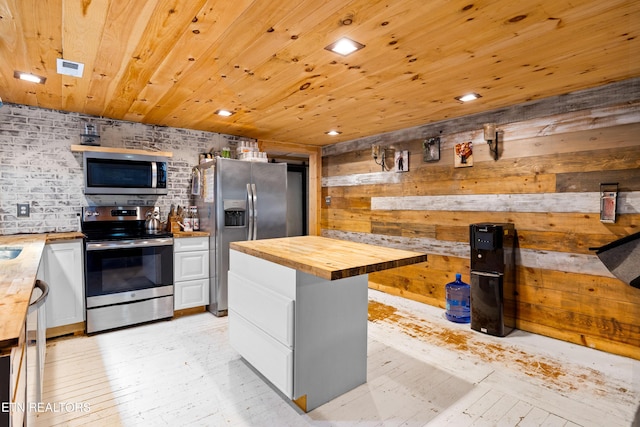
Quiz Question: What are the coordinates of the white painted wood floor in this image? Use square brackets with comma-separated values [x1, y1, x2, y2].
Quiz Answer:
[35, 289, 639, 427]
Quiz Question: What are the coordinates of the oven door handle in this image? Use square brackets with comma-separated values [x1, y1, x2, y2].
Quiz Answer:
[86, 238, 173, 250]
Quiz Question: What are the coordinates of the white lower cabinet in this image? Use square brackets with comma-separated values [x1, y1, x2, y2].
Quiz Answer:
[0, 324, 26, 427]
[228, 267, 296, 397]
[228, 270, 295, 347]
[37, 240, 85, 330]
[229, 310, 294, 397]
[174, 237, 209, 310]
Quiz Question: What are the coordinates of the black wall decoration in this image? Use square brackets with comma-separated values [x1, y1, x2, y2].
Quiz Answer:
[423, 137, 440, 162]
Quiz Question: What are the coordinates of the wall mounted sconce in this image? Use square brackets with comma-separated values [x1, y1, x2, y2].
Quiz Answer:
[483, 123, 499, 160]
[372, 145, 393, 171]
[600, 183, 618, 223]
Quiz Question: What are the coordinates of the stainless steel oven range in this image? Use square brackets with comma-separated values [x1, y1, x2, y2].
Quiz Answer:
[82, 206, 174, 334]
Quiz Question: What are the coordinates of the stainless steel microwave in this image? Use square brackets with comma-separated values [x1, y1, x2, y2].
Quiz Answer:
[83, 151, 168, 195]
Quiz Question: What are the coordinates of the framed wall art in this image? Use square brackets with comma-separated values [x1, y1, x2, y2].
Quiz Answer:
[423, 137, 440, 162]
[454, 141, 473, 168]
[395, 150, 409, 172]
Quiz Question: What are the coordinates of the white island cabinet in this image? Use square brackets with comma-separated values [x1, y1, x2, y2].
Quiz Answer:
[228, 236, 427, 412]
[173, 236, 209, 310]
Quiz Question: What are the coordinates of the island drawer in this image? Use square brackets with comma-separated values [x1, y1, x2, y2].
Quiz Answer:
[228, 270, 294, 348]
[229, 310, 293, 398]
[229, 250, 296, 299]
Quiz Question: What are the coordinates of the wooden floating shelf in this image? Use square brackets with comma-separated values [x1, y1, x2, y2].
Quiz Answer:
[70, 144, 173, 158]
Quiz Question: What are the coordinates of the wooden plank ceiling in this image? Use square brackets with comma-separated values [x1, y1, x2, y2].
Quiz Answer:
[0, 0, 638, 146]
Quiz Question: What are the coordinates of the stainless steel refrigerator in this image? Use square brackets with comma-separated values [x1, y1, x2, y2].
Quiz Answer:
[196, 158, 288, 316]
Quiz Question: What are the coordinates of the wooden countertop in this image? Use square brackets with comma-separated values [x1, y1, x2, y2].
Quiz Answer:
[230, 236, 427, 281]
[46, 232, 85, 242]
[0, 232, 84, 349]
[173, 231, 210, 238]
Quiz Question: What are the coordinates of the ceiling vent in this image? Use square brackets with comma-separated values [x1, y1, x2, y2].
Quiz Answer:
[56, 58, 84, 78]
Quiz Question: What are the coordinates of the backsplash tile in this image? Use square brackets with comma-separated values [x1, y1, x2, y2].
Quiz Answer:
[0, 103, 248, 235]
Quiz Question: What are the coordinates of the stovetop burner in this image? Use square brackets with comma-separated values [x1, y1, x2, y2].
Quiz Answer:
[81, 205, 172, 242]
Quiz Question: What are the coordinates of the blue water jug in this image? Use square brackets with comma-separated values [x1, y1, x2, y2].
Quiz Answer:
[445, 273, 470, 323]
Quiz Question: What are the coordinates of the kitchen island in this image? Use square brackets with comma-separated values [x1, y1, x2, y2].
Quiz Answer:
[228, 235, 427, 412]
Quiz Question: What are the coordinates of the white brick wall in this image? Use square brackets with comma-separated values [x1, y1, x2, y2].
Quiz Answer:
[0, 103, 249, 234]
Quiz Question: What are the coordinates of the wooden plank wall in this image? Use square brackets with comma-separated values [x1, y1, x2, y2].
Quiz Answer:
[321, 80, 640, 360]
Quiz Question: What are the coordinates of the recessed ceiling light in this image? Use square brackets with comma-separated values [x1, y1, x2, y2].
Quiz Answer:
[326, 130, 342, 136]
[324, 38, 365, 56]
[455, 93, 482, 102]
[14, 71, 46, 84]
[215, 109, 234, 117]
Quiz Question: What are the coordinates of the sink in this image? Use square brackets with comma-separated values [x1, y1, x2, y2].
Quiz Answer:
[0, 246, 23, 260]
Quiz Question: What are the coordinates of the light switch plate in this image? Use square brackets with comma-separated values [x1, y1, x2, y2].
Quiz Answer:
[17, 203, 29, 217]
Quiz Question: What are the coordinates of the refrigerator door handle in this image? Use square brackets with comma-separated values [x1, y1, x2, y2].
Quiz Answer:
[247, 183, 254, 240]
[251, 183, 258, 240]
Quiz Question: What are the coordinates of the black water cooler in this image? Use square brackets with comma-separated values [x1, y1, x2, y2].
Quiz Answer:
[470, 223, 516, 337]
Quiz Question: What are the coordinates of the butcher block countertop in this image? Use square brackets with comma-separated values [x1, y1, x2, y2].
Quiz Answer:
[173, 231, 210, 238]
[0, 232, 84, 349]
[230, 235, 427, 281]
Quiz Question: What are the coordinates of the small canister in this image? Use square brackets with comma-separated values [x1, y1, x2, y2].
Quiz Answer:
[182, 209, 193, 232]
[190, 206, 200, 231]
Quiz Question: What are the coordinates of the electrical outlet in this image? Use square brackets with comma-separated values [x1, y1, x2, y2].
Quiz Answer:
[325, 196, 331, 206]
[17, 203, 30, 217]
